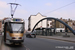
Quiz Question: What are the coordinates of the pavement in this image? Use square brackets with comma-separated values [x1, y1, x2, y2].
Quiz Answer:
[36, 35, 75, 43]
[0, 35, 3, 50]
[0, 35, 3, 46]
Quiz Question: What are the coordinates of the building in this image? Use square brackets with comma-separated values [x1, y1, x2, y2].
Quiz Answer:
[51, 18, 75, 32]
[51, 18, 65, 32]
[67, 19, 72, 28]
[72, 20, 75, 30]
[28, 13, 47, 31]
[0, 19, 2, 35]
[28, 14, 75, 32]
[51, 18, 67, 28]
[66, 19, 72, 32]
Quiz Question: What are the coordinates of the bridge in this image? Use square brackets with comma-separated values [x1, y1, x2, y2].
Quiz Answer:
[32, 17, 75, 35]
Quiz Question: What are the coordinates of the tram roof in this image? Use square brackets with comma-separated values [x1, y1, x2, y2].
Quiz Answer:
[3, 18, 25, 23]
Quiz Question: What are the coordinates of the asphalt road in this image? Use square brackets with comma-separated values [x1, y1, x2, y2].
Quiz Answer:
[1, 36, 75, 50]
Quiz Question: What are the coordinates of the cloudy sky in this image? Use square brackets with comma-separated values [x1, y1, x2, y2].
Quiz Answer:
[0, 0, 75, 29]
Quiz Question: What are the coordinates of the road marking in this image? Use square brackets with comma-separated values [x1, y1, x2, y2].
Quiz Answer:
[23, 45, 30, 50]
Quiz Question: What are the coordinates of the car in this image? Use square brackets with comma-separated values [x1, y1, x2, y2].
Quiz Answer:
[26, 31, 36, 38]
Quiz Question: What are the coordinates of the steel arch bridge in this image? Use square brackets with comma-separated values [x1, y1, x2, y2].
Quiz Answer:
[32, 17, 75, 35]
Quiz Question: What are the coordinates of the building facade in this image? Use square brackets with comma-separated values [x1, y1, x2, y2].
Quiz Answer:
[28, 13, 75, 32]
[51, 18, 75, 32]
[28, 13, 47, 31]
[72, 21, 75, 30]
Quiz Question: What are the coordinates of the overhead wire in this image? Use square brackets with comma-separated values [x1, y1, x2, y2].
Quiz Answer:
[44, 2, 75, 15]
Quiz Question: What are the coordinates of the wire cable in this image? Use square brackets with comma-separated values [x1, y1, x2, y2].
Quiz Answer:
[44, 2, 75, 15]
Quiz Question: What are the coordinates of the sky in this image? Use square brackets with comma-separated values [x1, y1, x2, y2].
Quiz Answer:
[0, 0, 75, 29]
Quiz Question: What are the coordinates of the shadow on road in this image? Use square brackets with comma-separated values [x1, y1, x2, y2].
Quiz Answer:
[4, 43, 23, 48]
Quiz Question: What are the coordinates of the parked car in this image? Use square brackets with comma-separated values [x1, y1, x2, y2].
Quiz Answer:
[26, 31, 36, 38]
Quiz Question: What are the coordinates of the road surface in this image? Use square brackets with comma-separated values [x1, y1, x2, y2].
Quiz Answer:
[1, 36, 75, 50]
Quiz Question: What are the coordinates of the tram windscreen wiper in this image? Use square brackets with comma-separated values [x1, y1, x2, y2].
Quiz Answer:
[17, 26, 23, 33]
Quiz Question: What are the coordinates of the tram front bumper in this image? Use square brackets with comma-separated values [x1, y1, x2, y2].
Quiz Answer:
[10, 40, 24, 43]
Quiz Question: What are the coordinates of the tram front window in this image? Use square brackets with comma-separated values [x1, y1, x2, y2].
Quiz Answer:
[11, 23, 24, 33]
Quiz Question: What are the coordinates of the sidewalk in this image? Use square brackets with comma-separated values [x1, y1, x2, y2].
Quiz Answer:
[36, 35, 75, 43]
[0, 35, 3, 46]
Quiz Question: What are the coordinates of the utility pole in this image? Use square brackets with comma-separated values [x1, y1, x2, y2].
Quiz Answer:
[9, 3, 20, 18]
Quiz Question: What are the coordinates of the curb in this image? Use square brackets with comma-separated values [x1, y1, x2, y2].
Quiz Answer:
[37, 36, 75, 43]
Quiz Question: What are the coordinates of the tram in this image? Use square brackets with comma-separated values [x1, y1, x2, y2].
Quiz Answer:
[3, 18, 25, 45]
